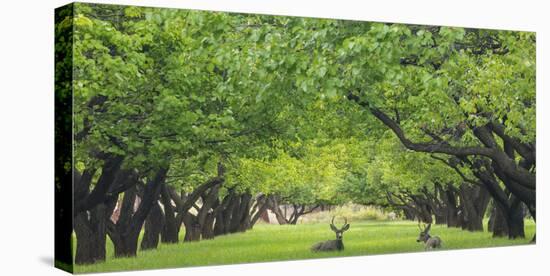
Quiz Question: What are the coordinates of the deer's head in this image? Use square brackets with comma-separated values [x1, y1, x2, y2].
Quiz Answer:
[330, 216, 350, 240]
[416, 222, 432, 243]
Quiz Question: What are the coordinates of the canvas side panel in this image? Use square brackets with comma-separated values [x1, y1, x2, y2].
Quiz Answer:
[54, 3, 75, 273]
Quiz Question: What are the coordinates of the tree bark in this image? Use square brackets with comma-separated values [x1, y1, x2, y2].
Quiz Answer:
[182, 213, 202, 242]
[402, 207, 416, 221]
[472, 162, 526, 239]
[441, 184, 460, 228]
[74, 155, 124, 214]
[167, 171, 226, 239]
[214, 212, 226, 236]
[249, 194, 269, 228]
[422, 185, 446, 225]
[266, 195, 288, 225]
[348, 95, 536, 209]
[232, 193, 252, 231]
[457, 184, 489, 231]
[107, 168, 168, 257]
[409, 194, 433, 224]
[180, 182, 222, 241]
[213, 192, 234, 236]
[74, 204, 109, 264]
[490, 205, 509, 237]
[140, 201, 164, 250]
[160, 184, 179, 243]
[201, 212, 216, 239]
[506, 195, 525, 239]
[73, 166, 130, 264]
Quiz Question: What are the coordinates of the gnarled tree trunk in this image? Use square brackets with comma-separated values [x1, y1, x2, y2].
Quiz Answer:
[182, 213, 202, 242]
[249, 194, 269, 229]
[201, 212, 216, 239]
[440, 184, 460, 228]
[74, 204, 109, 264]
[266, 195, 288, 225]
[506, 195, 525, 239]
[73, 164, 131, 264]
[140, 201, 164, 250]
[489, 204, 508, 237]
[457, 183, 490, 231]
[160, 184, 179, 244]
[108, 168, 167, 257]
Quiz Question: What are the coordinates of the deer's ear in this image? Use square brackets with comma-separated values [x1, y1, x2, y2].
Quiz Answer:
[342, 224, 350, 231]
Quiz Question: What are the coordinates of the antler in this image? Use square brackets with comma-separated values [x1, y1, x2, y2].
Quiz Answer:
[330, 216, 349, 230]
[417, 220, 424, 231]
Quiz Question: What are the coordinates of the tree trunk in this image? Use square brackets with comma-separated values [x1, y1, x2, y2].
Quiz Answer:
[140, 201, 164, 250]
[358, 104, 536, 207]
[457, 184, 489, 231]
[214, 212, 226, 236]
[490, 205, 509, 237]
[228, 197, 243, 233]
[73, 166, 128, 265]
[74, 155, 124, 215]
[201, 212, 216, 239]
[260, 208, 270, 223]
[434, 213, 446, 225]
[249, 195, 269, 229]
[425, 184, 447, 225]
[472, 162, 526, 239]
[214, 191, 235, 236]
[410, 195, 433, 224]
[402, 207, 416, 221]
[74, 204, 108, 264]
[446, 208, 459, 227]
[112, 230, 141, 258]
[266, 195, 287, 225]
[487, 200, 498, 233]
[182, 213, 202, 242]
[108, 186, 140, 257]
[108, 168, 168, 257]
[160, 184, 179, 243]
[181, 184, 221, 241]
[506, 196, 525, 239]
[442, 185, 460, 228]
[490, 198, 525, 239]
[236, 193, 253, 231]
[288, 205, 300, 225]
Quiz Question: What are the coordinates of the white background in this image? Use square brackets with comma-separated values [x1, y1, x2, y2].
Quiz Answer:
[0, 0, 548, 275]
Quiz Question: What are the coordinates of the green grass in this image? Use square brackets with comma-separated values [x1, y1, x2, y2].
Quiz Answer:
[74, 220, 535, 273]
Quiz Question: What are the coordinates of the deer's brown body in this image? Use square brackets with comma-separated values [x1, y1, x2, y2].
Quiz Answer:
[311, 217, 350, 252]
[417, 223, 442, 250]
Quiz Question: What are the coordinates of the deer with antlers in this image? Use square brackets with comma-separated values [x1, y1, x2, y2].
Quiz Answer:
[311, 217, 350, 252]
[417, 222, 442, 250]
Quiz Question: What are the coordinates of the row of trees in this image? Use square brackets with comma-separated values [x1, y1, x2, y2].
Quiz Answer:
[56, 3, 535, 265]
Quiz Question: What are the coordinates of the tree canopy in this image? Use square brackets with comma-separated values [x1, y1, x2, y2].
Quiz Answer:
[60, 3, 536, 264]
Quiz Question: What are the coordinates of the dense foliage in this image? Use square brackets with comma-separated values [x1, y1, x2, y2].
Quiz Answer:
[58, 3, 535, 266]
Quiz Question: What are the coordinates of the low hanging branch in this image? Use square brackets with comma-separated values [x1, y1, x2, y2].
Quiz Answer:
[430, 155, 483, 187]
[346, 92, 535, 191]
[74, 155, 125, 215]
[106, 167, 169, 257]
[286, 204, 321, 224]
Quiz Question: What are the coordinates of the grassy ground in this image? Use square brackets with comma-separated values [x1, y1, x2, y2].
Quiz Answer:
[74, 220, 535, 273]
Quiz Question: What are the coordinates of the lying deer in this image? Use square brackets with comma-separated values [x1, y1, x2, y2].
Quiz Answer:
[311, 217, 350, 252]
[417, 223, 442, 250]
